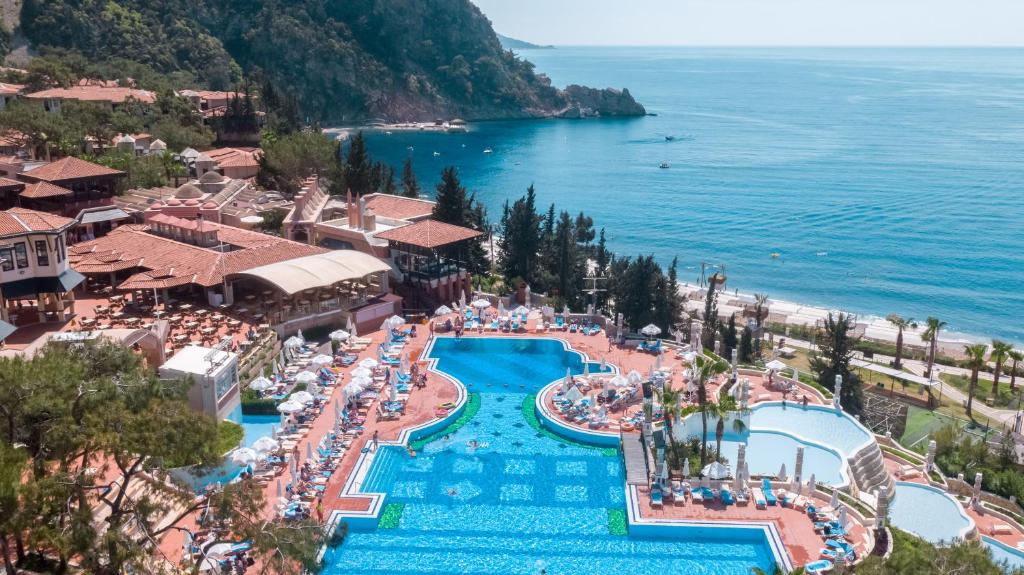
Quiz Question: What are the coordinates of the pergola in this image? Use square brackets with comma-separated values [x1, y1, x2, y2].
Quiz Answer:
[374, 219, 482, 302]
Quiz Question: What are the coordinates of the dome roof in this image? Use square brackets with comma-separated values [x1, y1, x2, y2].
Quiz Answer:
[115, 134, 135, 144]
[166, 198, 182, 206]
[201, 201, 218, 209]
[198, 171, 225, 184]
[150, 200, 164, 208]
[184, 199, 201, 206]
[174, 183, 204, 199]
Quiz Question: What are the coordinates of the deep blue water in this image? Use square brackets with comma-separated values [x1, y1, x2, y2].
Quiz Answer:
[323, 337, 776, 575]
[356, 47, 1024, 341]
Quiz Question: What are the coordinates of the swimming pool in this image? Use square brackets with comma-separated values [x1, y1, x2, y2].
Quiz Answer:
[322, 337, 779, 575]
[984, 536, 1024, 571]
[888, 482, 974, 544]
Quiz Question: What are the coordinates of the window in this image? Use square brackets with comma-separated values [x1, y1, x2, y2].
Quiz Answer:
[35, 240, 49, 267]
[55, 235, 65, 263]
[13, 243, 28, 269]
[0, 247, 12, 272]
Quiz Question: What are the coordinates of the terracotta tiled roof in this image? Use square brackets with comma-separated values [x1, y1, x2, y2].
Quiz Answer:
[26, 86, 156, 104]
[22, 156, 125, 183]
[0, 207, 76, 237]
[374, 219, 483, 249]
[0, 83, 24, 96]
[0, 130, 27, 147]
[203, 147, 262, 169]
[20, 181, 72, 199]
[70, 220, 326, 289]
[0, 177, 24, 191]
[364, 194, 436, 221]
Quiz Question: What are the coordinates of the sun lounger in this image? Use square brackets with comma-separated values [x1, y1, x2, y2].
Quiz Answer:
[671, 481, 687, 505]
[691, 487, 704, 503]
[650, 487, 663, 508]
[991, 523, 1015, 536]
[555, 316, 565, 330]
[721, 487, 735, 505]
[752, 487, 767, 509]
[761, 479, 778, 506]
[736, 488, 749, 505]
[804, 559, 833, 574]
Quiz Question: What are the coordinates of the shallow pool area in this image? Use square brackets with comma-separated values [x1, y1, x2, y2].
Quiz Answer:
[322, 337, 778, 575]
[889, 482, 973, 544]
[748, 403, 873, 458]
[984, 536, 1024, 571]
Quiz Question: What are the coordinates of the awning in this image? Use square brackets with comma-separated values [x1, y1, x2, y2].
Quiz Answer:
[234, 250, 390, 295]
[0, 320, 15, 341]
[0, 268, 85, 299]
[78, 206, 130, 225]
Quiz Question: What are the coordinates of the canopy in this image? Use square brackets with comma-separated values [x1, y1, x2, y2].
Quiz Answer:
[641, 323, 662, 337]
[351, 367, 372, 378]
[351, 375, 374, 388]
[252, 436, 280, 453]
[343, 381, 365, 396]
[564, 386, 584, 403]
[290, 390, 314, 404]
[329, 329, 350, 341]
[434, 305, 453, 316]
[359, 358, 379, 369]
[294, 371, 318, 385]
[228, 447, 259, 466]
[701, 461, 731, 480]
[470, 298, 491, 309]
[765, 359, 787, 371]
[310, 354, 334, 366]
[235, 250, 390, 296]
[284, 336, 304, 348]
[626, 370, 643, 385]
[277, 399, 305, 413]
[384, 315, 405, 329]
[249, 376, 273, 391]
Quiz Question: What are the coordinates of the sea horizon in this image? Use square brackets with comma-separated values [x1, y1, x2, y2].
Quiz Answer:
[357, 46, 1024, 343]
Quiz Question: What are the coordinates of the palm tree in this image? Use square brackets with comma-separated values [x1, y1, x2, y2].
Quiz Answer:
[990, 340, 1012, 396]
[963, 343, 988, 419]
[654, 384, 684, 468]
[1009, 350, 1023, 391]
[922, 317, 947, 379]
[754, 293, 769, 329]
[886, 314, 916, 370]
[693, 353, 730, 465]
[708, 397, 746, 462]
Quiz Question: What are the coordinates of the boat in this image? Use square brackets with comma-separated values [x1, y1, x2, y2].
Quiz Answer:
[771, 252, 781, 259]
[406, 146, 414, 151]
[483, 148, 493, 154]
[665, 135, 675, 141]
[659, 162, 670, 169]
[433, 151, 441, 157]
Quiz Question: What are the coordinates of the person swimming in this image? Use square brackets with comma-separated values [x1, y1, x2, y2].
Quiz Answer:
[447, 487, 458, 496]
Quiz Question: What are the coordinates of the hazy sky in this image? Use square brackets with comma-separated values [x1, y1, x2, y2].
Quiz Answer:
[472, 0, 1024, 47]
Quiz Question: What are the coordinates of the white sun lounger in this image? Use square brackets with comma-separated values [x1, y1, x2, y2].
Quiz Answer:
[752, 487, 767, 509]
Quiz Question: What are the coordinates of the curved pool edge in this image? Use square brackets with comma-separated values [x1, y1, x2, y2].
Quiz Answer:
[536, 381, 622, 447]
[892, 481, 976, 543]
[983, 536, 1024, 570]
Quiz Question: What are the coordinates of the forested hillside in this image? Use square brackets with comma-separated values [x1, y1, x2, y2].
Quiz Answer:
[14, 0, 644, 123]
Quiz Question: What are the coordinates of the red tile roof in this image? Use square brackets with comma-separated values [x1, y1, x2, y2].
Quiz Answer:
[0, 83, 24, 96]
[70, 220, 326, 289]
[22, 156, 125, 183]
[0, 177, 24, 191]
[0, 207, 76, 237]
[20, 181, 73, 199]
[374, 219, 483, 249]
[204, 147, 262, 169]
[364, 194, 436, 221]
[26, 86, 156, 104]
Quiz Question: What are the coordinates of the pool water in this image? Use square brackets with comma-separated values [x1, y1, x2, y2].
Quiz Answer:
[719, 431, 846, 485]
[984, 536, 1024, 572]
[322, 337, 777, 575]
[748, 404, 872, 457]
[889, 482, 973, 544]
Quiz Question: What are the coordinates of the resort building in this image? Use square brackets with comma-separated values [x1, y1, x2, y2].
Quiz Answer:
[113, 172, 292, 229]
[17, 156, 127, 218]
[194, 147, 262, 180]
[0, 207, 81, 341]
[69, 216, 397, 335]
[158, 343, 240, 419]
[25, 79, 156, 113]
[374, 219, 482, 308]
[0, 82, 24, 110]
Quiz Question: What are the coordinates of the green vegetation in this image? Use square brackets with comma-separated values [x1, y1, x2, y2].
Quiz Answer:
[241, 386, 280, 415]
[378, 503, 405, 529]
[214, 420, 245, 457]
[16, 0, 643, 123]
[0, 341, 321, 575]
[809, 313, 864, 415]
[520, 395, 617, 456]
[606, 508, 627, 536]
[408, 393, 481, 451]
[879, 444, 924, 465]
[855, 526, 1022, 574]
[933, 422, 1024, 507]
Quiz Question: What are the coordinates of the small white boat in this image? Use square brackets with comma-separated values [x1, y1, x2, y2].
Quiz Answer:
[659, 162, 670, 169]
[433, 151, 441, 157]
[483, 148, 493, 154]
[406, 146, 414, 151]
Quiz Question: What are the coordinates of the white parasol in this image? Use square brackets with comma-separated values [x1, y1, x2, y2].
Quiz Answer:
[434, 305, 453, 316]
[252, 436, 280, 453]
[641, 323, 662, 337]
[228, 447, 258, 466]
[359, 357, 380, 369]
[565, 386, 584, 403]
[701, 461, 731, 480]
[276, 399, 305, 414]
[311, 354, 334, 367]
[351, 366, 372, 379]
[295, 371, 317, 385]
[284, 336, 304, 348]
[249, 376, 273, 391]
[765, 359, 787, 371]
[290, 390, 314, 404]
[329, 329, 350, 342]
[470, 298, 491, 309]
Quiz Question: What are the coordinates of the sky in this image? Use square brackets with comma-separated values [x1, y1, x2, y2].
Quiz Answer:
[472, 0, 1024, 47]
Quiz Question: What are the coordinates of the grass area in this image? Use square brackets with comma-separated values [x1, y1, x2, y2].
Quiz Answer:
[941, 373, 1022, 409]
[521, 394, 618, 457]
[879, 444, 923, 464]
[216, 420, 244, 455]
[900, 406, 964, 450]
[408, 393, 481, 452]
[606, 508, 627, 535]
[378, 503, 404, 528]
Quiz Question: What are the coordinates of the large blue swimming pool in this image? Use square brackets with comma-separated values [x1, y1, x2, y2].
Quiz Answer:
[321, 337, 778, 575]
[889, 482, 973, 544]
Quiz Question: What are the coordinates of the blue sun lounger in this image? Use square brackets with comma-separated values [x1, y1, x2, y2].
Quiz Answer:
[761, 478, 778, 506]
[720, 486, 735, 505]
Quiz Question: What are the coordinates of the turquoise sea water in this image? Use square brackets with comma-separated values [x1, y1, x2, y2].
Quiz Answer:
[322, 337, 777, 575]
[359, 48, 1024, 340]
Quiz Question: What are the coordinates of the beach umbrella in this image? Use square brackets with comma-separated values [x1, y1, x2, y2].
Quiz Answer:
[838, 506, 849, 530]
[385, 315, 405, 329]
[343, 381, 364, 398]
[793, 446, 805, 491]
[972, 472, 984, 506]
[359, 357, 379, 369]
[389, 383, 398, 402]
[229, 447, 259, 466]
[434, 305, 453, 317]
[296, 329, 305, 343]
[329, 329, 350, 342]
[583, 361, 591, 377]
[778, 463, 787, 481]
[829, 489, 839, 509]
[271, 424, 278, 439]
[277, 399, 305, 414]
[641, 323, 662, 337]
[702, 461, 730, 480]
[470, 298, 491, 310]
[626, 370, 643, 385]
[289, 457, 297, 480]
[311, 354, 334, 367]
[400, 353, 411, 373]
[807, 473, 817, 494]
[561, 368, 573, 393]
[295, 371, 317, 385]
[609, 374, 629, 388]
[565, 386, 584, 403]
[249, 376, 273, 392]
[252, 436, 280, 453]
[290, 390, 315, 405]
[655, 351, 662, 370]
[284, 336, 303, 348]
[562, 305, 570, 320]
[351, 367, 372, 379]
[351, 374, 374, 388]
[305, 442, 313, 461]
[524, 285, 531, 305]
[600, 357, 608, 372]
[346, 316, 358, 338]
[765, 359, 787, 371]
[682, 458, 690, 479]
[276, 479, 283, 499]
[511, 305, 529, 317]
[736, 444, 747, 481]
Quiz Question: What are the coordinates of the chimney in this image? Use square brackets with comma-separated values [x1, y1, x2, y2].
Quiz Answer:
[354, 194, 363, 230]
[363, 209, 376, 232]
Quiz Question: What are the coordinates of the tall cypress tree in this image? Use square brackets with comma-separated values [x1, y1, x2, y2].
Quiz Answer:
[343, 131, 371, 194]
[432, 167, 468, 225]
[401, 157, 420, 198]
[497, 185, 542, 285]
[594, 228, 610, 275]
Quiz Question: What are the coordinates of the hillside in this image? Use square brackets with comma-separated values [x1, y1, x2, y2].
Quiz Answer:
[496, 34, 554, 50]
[12, 0, 644, 123]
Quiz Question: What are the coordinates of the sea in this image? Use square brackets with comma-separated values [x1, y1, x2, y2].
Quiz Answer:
[355, 47, 1024, 342]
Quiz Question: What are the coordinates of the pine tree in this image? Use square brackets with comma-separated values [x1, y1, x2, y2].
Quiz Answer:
[401, 157, 420, 198]
[432, 166, 469, 225]
[809, 312, 864, 415]
[720, 314, 738, 359]
[574, 211, 595, 247]
[497, 185, 542, 285]
[343, 131, 371, 194]
[594, 228, 610, 275]
[552, 210, 583, 306]
[739, 325, 754, 363]
[701, 278, 720, 348]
